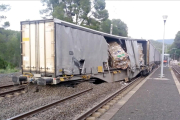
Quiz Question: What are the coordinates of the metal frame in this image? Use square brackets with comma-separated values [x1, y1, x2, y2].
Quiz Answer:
[20, 23, 23, 74]
[54, 23, 56, 77]
[21, 19, 147, 42]
[44, 21, 46, 76]
[29, 22, 31, 73]
[20, 19, 54, 25]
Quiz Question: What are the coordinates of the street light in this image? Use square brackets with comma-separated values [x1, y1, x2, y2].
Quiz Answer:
[160, 15, 168, 78]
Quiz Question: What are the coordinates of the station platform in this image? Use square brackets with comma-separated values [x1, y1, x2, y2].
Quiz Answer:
[100, 67, 180, 120]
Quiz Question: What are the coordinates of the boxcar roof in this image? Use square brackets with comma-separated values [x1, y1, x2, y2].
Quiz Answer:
[21, 18, 147, 42]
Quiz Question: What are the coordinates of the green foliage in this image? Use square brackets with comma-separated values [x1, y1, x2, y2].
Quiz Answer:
[40, 0, 128, 36]
[0, 68, 19, 74]
[150, 40, 170, 53]
[174, 31, 180, 49]
[100, 19, 111, 33]
[92, 0, 108, 21]
[168, 31, 180, 60]
[100, 19, 128, 37]
[0, 58, 8, 69]
[41, 0, 92, 23]
[0, 4, 11, 12]
[52, 2, 75, 23]
[0, 29, 20, 69]
[112, 19, 128, 37]
[41, 0, 108, 28]
[150, 40, 162, 52]
[2, 21, 10, 28]
[0, 4, 11, 28]
[40, 0, 60, 17]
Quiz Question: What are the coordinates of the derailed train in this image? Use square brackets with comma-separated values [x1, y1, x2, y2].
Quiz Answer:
[12, 18, 161, 85]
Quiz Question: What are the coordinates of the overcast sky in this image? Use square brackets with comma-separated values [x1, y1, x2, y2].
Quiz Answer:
[1, 0, 180, 40]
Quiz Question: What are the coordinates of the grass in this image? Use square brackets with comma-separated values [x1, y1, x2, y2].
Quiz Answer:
[0, 68, 19, 74]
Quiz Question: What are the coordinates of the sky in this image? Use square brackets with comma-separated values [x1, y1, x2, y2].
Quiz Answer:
[1, 0, 180, 40]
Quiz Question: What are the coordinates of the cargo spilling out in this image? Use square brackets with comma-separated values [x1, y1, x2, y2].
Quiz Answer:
[137, 43, 144, 66]
[12, 18, 161, 85]
[108, 42, 129, 69]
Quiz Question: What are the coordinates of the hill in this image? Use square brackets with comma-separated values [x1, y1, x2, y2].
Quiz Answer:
[156, 39, 174, 44]
[150, 40, 171, 53]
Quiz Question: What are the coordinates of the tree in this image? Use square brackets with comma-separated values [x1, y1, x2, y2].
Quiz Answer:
[0, 4, 11, 28]
[174, 31, 180, 49]
[40, 0, 129, 36]
[80, 0, 108, 25]
[2, 21, 10, 28]
[40, 0, 108, 29]
[40, 0, 60, 18]
[100, 19, 111, 33]
[168, 31, 180, 60]
[100, 19, 128, 37]
[0, 29, 20, 69]
[111, 19, 128, 37]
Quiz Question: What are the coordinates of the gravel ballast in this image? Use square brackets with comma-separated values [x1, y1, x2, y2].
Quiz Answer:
[0, 72, 21, 86]
[0, 74, 126, 120]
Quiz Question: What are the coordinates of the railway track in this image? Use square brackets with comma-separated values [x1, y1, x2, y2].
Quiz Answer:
[77, 76, 144, 120]
[0, 84, 14, 89]
[172, 65, 180, 83]
[6, 77, 144, 120]
[0, 87, 25, 97]
[7, 88, 93, 120]
[172, 65, 180, 75]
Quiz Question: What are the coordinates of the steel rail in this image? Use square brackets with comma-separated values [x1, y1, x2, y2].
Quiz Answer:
[76, 77, 143, 120]
[172, 66, 180, 75]
[0, 87, 25, 97]
[7, 88, 93, 120]
[0, 84, 14, 89]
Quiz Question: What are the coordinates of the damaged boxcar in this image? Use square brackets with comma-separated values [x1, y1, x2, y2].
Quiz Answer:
[12, 18, 161, 85]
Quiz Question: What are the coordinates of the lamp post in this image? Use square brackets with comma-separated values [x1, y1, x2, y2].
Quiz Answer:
[160, 15, 168, 78]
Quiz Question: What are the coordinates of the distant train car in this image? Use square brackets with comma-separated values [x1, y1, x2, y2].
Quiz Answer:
[12, 18, 161, 85]
[141, 41, 161, 75]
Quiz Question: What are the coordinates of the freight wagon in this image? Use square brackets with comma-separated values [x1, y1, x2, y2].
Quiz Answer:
[12, 18, 161, 85]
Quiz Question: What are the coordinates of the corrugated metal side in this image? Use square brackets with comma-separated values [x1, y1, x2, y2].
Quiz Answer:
[149, 43, 155, 64]
[20, 23, 23, 74]
[125, 40, 136, 70]
[21, 21, 55, 76]
[155, 49, 160, 62]
[21, 24, 30, 71]
[132, 41, 140, 68]
[55, 24, 109, 76]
